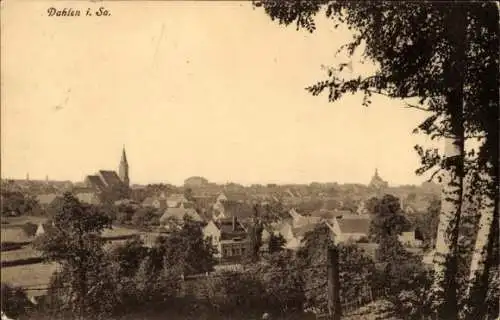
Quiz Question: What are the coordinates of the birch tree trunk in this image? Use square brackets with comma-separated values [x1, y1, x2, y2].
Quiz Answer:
[431, 6, 467, 319]
[431, 135, 464, 319]
[463, 170, 499, 319]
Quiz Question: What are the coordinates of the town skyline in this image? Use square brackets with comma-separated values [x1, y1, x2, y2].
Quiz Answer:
[2, 1, 438, 187]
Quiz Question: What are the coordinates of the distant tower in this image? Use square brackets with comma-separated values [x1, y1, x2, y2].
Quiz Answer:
[119, 146, 130, 187]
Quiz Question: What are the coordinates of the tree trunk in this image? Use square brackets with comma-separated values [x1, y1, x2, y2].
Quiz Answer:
[431, 135, 464, 319]
[431, 5, 466, 319]
[463, 171, 499, 319]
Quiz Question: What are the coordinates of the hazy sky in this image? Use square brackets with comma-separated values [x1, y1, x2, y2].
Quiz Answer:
[1, 1, 436, 186]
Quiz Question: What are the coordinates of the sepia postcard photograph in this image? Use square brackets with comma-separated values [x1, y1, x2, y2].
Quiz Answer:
[0, 1, 498, 319]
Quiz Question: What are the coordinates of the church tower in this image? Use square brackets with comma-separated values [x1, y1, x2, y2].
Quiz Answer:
[119, 146, 130, 187]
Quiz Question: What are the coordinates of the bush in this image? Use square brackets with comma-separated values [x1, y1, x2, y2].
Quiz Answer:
[21, 222, 38, 238]
[1, 283, 33, 319]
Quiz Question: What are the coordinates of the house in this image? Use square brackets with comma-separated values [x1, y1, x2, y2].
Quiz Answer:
[142, 196, 167, 210]
[325, 214, 371, 243]
[166, 194, 189, 208]
[309, 209, 349, 220]
[74, 190, 101, 205]
[398, 230, 423, 247]
[203, 217, 250, 261]
[288, 208, 322, 228]
[213, 200, 255, 221]
[160, 202, 203, 226]
[269, 219, 322, 251]
[216, 192, 248, 204]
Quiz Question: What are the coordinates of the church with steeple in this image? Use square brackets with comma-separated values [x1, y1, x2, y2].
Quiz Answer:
[81, 146, 131, 202]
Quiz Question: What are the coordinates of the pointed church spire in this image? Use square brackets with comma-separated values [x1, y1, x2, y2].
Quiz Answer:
[119, 146, 129, 187]
[121, 145, 127, 163]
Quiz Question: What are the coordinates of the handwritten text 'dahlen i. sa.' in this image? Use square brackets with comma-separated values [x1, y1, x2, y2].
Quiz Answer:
[47, 7, 111, 17]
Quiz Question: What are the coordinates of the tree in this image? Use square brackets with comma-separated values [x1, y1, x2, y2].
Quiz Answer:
[21, 222, 38, 238]
[296, 223, 375, 312]
[0, 191, 40, 216]
[33, 192, 113, 319]
[152, 215, 217, 275]
[131, 207, 158, 226]
[109, 235, 149, 277]
[268, 233, 287, 254]
[250, 250, 306, 314]
[369, 194, 410, 242]
[0, 284, 32, 319]
[255, 2, 498, 317]
[415, 198, 441, 249]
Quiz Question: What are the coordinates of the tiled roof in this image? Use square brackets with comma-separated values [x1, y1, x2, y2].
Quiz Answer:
[98, 170, 123, 188]
[223, 193, 248, 202]
[142, 197, 155, 206]
[167, 194, 187, 202]
[220, 201, 255, 219]
[292, 222, 320, 238]
[215, 218, 247, 240]
[337, 216, 371, 235]
[309, 209, 347, 219]
[160, 207, 202, 223]
[85, 175, 106, 190]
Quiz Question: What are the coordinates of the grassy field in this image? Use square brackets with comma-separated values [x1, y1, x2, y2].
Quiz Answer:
[1, 215, 48, 227]
[1, 262, 58, 296]
[1, 246, 41, 262]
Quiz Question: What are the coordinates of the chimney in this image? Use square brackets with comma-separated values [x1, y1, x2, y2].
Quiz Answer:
[232, 216, 236, 231]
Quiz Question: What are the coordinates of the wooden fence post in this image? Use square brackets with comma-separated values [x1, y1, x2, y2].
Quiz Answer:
[327, 246, 341, 320]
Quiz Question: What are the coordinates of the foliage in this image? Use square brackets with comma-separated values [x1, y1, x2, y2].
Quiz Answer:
[0, 191, 40, 216]
[131, 207, 159, 226]
[415, 198, 441, 249]
[268, 233, 287, 254]
[250, 250, 306, 314]
[21, 222, 38, 238]
[33, 192, 113, 318]
[203, 270, 267, 316]
[255, 2, 498, 317]
[151, 215, 217, 275]
[297, 223, 376, 312]
[369, 194, 411, 242]
[0, 283, 32, 319]
[108, 235, 149, 277]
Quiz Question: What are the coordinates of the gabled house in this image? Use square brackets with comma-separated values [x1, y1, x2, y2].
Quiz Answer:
[166, 194, 189, 208]
[269, 218, 322, 251]
[74, 189, 101, 205]
[288, 208, 322, 229]
[203, 217, 250, 261]
[309, 209, 349, 220]
[160, 202, 203, 227]
[325, 215, 371, 243]
[398, 230, 423, 248]
[216, 192, 248, 204]
[142, 197, 167, 210]
[213, 200, 255, 222]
